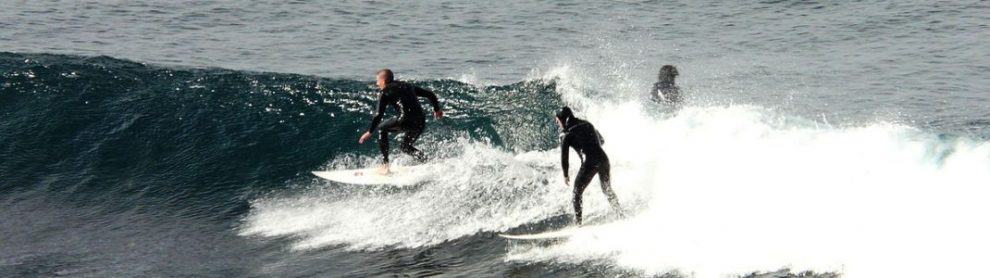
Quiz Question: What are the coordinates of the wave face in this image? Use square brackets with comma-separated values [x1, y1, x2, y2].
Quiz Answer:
[4, 52, 990, 277]
[0, 52, 560, 208]
[0, 52, 568, 276]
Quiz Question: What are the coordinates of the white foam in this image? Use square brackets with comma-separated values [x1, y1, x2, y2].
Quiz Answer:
[240, 141, 581, 251]
[503, 64, 990, 277]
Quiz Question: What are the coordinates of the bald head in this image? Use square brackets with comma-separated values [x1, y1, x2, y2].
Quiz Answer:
[376, 68, 394, 89]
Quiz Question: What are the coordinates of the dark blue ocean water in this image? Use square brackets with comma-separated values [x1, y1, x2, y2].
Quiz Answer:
[2, 1, 988, 277]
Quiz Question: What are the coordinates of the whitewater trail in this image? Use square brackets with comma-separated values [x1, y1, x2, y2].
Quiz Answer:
[239, 139, 576, 250]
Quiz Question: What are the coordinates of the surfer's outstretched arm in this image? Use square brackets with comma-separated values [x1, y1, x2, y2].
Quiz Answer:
[414, 86, 443, 118]
[359, 93, 388, 144]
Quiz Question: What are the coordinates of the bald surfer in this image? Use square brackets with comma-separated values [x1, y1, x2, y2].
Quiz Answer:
[555, 107, 624, 225]
[358, 69, 443, 175]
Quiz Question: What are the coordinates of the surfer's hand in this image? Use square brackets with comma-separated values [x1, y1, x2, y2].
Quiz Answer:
[434, 110, 444, 119]
[563, 176, 570, 186]
[359, 131, 372, 144]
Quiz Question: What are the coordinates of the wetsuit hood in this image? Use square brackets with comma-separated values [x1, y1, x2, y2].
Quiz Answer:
[556, 106, 576, 128]
[657, 65, 679, 86]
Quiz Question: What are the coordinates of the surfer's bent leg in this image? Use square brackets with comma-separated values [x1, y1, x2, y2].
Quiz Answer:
[597, 160, 624, 216]
[377, 118, 402, 164]
[572, 163, 599, 225]
[399, 121, 427, 162]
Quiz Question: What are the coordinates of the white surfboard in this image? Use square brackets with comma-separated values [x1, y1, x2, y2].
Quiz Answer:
[312, 164, 436, 186]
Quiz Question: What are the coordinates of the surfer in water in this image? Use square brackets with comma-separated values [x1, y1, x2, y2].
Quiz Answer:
[556, 107, 623, 225]
[650, 65, 681, 106]
[358, 69, 443, 174]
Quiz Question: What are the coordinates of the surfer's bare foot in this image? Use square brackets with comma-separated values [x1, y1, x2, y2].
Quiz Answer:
[376, 165, 390, 175]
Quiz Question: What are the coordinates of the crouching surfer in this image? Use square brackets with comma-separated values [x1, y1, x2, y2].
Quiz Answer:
[358, 69, 443, 175]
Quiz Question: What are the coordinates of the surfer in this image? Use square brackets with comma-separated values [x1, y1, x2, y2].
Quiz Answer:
[358, 69, 443, 174]
[650, 65, 681, 105]
[556, 107, 623, 225]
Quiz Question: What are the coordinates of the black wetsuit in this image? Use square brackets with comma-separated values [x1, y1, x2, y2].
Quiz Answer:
[651, 81, 681, 105]
[560, 117, 622, 224]
[367, 81, 441, 164]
